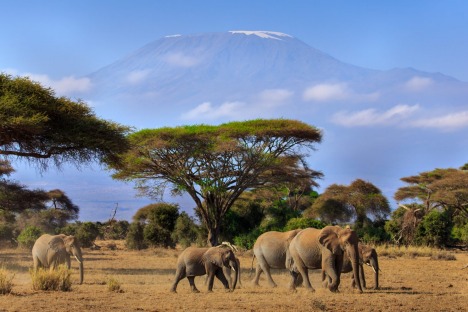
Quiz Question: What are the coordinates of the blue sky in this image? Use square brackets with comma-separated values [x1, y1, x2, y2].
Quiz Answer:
[1, 1, 468, 221]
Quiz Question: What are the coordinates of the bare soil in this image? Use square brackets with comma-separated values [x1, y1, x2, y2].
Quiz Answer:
[1, 240, 467, 312]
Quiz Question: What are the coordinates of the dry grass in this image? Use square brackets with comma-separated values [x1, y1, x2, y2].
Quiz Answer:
[0, 267, 14, 295]
[30, 266, 72, 291]
[0, 240, 467, 311]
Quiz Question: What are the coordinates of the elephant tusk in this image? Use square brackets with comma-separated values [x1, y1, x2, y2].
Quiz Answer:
[371, 265, 377, 274]
[74, 255, 82, 264]
[231, 267, 236, 272]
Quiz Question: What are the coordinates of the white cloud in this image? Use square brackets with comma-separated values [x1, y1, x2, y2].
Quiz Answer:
[258, 88, 293, 106]
[181, 101, 246, 120]
[332, 104, 420, 127]
[410, 111, 468, 130]
[163, 52, 200, 67]
[126, 69, 150, 85]
[303, 83, 379, 102]
[405, 76, 434, 92]
[303, 83, 349, 101]
[3, 69, 91, 96]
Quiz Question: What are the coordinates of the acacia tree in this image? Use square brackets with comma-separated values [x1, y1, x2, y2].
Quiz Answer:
[108, 119, 322, 246]
[395, 166, 468, 218]
[0, 73, 130, 170]
[310, 179, 390, 227]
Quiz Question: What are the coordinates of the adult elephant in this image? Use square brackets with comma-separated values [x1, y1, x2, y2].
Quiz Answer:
[170, 246, 238, 293]
[32, 234, 84, 284]
[251, 229, 302, 287]
[288, 226, 363, 293]
[338, 243, 379, 290]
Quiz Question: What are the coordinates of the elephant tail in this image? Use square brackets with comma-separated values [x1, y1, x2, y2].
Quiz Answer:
[249, 253, 256, 278]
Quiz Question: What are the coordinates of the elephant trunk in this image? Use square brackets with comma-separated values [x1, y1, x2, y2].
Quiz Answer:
[78, 260, 84, 285]
[229, 260, 238, 291]
[369, 252, 379, 289]
[349, 245, 363, 293]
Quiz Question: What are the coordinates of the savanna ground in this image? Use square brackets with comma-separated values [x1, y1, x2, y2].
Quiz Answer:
[1, 240, 467, 312]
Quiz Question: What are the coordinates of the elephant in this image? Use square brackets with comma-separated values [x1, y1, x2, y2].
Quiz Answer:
[251, 229, 303, 287]
[337, 243, 379, 290]
[170, 246, 239, 293]
[287, 226, 363, 293]
[204, 244, 242, 289]
[32, 234, 84, 284]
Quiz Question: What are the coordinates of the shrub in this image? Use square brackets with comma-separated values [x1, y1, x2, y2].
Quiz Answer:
[0, 267, 14, 295]
[74, 222, 100, 248]
[30, 266, 72, 291]
[0, 223, 15, 245]
[283, 217, 326, 231]
[233, 228, 264, 250]
[416, 210, 452, 247]
[103, 220, 130, 240]
[126, 222, 147, 250]
[171, 212, 199, 248]
[17, 226, 43, 249]
[143, 223, 174, 248]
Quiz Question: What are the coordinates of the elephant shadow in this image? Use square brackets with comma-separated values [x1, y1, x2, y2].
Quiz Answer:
[101, 267, 175, 275]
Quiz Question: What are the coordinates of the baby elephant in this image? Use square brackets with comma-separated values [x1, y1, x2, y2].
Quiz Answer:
[170, 246, 239, 293]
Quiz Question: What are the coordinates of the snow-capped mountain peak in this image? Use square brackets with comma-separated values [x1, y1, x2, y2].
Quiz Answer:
[229, 30, 292, 40]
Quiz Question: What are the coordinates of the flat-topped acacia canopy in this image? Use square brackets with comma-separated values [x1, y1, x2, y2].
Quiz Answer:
[111, 119, 322, 246]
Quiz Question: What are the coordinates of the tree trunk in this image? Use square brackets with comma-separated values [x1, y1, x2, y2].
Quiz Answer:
[206, 225, 220, 247]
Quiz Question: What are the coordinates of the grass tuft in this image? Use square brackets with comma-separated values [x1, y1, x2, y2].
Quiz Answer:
[30, 266, 72, 291]
[0, 267, 14, 295]
[430, 251, 457, 261]
[107, 277, 124, 293]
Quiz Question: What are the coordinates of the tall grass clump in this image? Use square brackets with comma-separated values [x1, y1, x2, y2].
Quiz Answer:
[30, 266, 72, 291]
[0, 267, 14, 295]
[107, 277, 123, 293]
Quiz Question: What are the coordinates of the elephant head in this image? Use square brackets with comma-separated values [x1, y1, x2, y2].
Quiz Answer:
[205, 247, 238, 291]
[319, 226, 363, 293]
[361, 245, 379, 289]
[50, 235, 84, 284]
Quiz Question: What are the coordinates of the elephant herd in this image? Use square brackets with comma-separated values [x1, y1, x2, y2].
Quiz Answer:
[31, 225, 379, 294]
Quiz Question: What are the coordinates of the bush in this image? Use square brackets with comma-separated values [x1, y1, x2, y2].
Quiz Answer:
[283, 217, 326, 231]
[17, 226, 43, 249]
[451, 222, 468, 244]
[74, 222, 100, 248]
[103, 220, 130, 240]
[143, 223, 174, 248]
[233, 228, 264, 250]
[416, 210, 452, 247]
[171, 212, 199, 248]
[0, 267, 14, 295]
[30, 266, 72, 291]
[0, 223, 15, 244]
[126, 222, 147, 250]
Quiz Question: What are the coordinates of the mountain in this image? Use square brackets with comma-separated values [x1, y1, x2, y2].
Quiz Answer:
[64, 30, 468, 221]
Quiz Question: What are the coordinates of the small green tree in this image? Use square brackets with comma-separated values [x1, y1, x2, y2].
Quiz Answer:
[126, 222, 146, 250]
[171, 212, 200, 248]
[416, 210, 452, 247]
[74, 222, 100, 248]
[283, 217, 326, 231]
[17, 226, 43, 249]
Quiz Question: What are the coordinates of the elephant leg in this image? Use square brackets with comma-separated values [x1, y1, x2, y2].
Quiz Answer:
[288, 270, 300, 291]
[359, 264, 367, 289]
[215, 269, 230, 292]
[170, 268, 186, 292]
[252, 263, 263, 286]
[257, 256, 277, 287]
[293, 259, 314, 292]
[206, 271, 216, 292]
[187, 276, 200, 293]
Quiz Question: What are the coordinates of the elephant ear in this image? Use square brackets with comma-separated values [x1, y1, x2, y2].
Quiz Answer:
[337, 228, 358, 246]
[63, 235, 79, 247]
[48, 236, 65, 252]
[318, 226, 341, 254]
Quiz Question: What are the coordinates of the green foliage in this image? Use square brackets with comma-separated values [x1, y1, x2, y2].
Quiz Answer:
[283, 217, 326, 231]
[102, 220, 130, 240]
[171, 212, 200, 248]
[17, 226, 43, 249]
[233, 228, 264, 250]
[125, 222, 147, 250]
[261, 200, 301, 231]
[0, 73, 131, 170]
[451, 223, 468, 243]
[74, 222, 100, 248]
[356, 219, 390, 244]
[0, 223, 15, 244]
[415, 210, 452, 247]
[143, 223, 174, 248]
